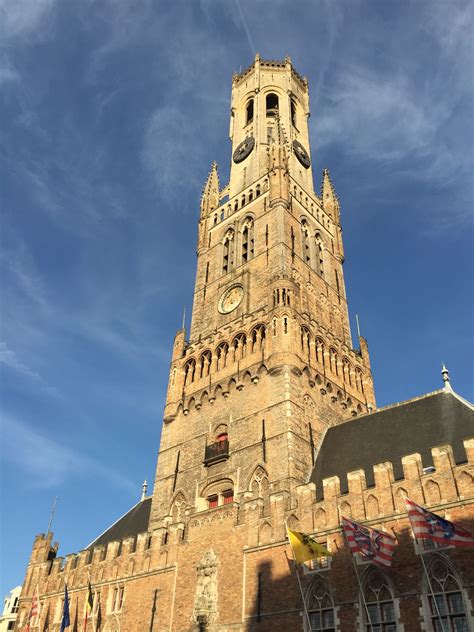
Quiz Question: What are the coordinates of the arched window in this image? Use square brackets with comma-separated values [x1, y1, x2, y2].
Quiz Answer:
[355, 368, 364, 393]
[241, 217, 254, 263]
[246, 98, 254, 125]
[291, 99, 297, 127]
[315, 233, 324, 277]
[362, 566, 397, 631]
[342, 358, 352, 385]
[184, 359, 196, 385]
[232, 333, 247, 360]
[266, 93, 279, 117]
[306, 577, 335, 632]
[329, 348, 338, 375]
[301, 220, 311, 264]
[199, 350, 212, 379]
[215, 342, 229, 371]
[315, 338, 325, 366]
[256, 184, 261, 196]
[222, 229, 235, 274]
[301, 326, 311, 353]
[250, 324, 266, 353]
[425, 556, 469, 631]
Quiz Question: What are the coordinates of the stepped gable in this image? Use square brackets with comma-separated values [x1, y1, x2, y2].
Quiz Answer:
[311, 389, 473, 499]
[87, 496, 152, 548]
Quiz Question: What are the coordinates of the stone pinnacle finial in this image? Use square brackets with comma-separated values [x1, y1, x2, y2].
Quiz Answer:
[441, 364, 452, 391]
[141, 479, 148, 501]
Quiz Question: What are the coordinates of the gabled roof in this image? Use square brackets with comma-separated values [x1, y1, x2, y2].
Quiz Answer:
[87, 496, 152, 549]
[310, 389, 473, 500]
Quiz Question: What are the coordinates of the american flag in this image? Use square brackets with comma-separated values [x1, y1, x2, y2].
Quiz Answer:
[405, 498, 474, 548]
[342, 517, 396, 566]
[26, 585, 41, 631]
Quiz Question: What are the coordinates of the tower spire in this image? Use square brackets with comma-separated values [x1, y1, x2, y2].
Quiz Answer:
[200, 162, 220, 219]
[321, 168, 340, 222]
[442, 364, 453, 392]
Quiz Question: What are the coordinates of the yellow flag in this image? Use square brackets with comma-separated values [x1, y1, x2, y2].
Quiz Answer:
[287, 528, 330, 564]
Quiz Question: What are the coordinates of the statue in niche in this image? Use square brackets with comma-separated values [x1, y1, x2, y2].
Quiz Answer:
[193, 549, 218, 625]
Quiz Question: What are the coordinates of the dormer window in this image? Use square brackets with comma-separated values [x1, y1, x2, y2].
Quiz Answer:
[266, 93, 279, 117]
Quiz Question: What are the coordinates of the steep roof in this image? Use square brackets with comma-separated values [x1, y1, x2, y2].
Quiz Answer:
[87, 496, 152, 548]
[310, 390, 473, 500]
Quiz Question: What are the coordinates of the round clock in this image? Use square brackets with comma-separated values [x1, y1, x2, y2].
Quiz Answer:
[218, 285, 244, 314]
[233, 136, 255, 163]
[292, 140, 311, 169]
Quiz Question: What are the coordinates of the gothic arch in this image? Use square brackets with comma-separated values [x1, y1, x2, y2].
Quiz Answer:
[422, 554, 469, 630]
[425, 479, 441, 504]
[247, 465, 269, 496]
[314, 507, 327, 529]
[366, 494, 379, 519]
[360, 566, 397, 630]
[286, 514, 299, 530]
[170, 491, 188, 523]
[394, 487, 408, 513]
[259, 521, 272, 544]
[305, 576, 335, 632]
[458, 470, 473, 495]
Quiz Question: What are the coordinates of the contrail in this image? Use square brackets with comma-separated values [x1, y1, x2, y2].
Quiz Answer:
[235, 0, 256, 56]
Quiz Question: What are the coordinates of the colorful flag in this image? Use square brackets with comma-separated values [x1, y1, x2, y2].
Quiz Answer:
[26, 584, 41, 631]
[287, 528, 330, 564]
[405, 498, 474, 548]
[82, 582, 93, 631]
[60, 585, 70, 632]
[342, 517, 396, 566]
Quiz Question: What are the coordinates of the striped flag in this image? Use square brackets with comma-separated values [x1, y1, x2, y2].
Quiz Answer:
[25, 584, 41, 631]
[82, 582, 93, 631]
[342, 517, 396, 566]
[60, 585, 70, 632]
[405, 498, 474, 548]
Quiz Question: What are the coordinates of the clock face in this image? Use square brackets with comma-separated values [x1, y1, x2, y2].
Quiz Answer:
[218, 285, 244, 314]
[233, 136, 255, 163]
[293, 140, 311, 169]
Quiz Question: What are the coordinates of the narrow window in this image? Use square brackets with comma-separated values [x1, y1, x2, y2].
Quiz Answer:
[301, 221, 311, 264]
[335, 270, 340, 303]
[283, 317, 288, 335]
[266, 93, 279, 117]
[205, 262, 209, 283]
[315, 233, 324, 276]
[222, 230, 234, 274]
[363, 568, 396, 632]
[291, 99, 297, 127]
[246, 99, 254, 125]
[256, 184, 261, 196]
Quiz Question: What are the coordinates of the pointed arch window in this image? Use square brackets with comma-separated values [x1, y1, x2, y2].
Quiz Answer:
[246, 98, 254, 125]
[315, 233, 324, 277]
[266, 93, 279, 117]
[232, 333, 247, 360]
[363, 566, 397, 631]
[250, 324, 266, 353]
[222, 229, 235, 274]
[329, 348, 338, 375]
[425, 557, 468, 631]
[215, 342, 229, 371]
[316, 338, 325, 366]
[291, 99, 297, 127]
[199, 350, 212, 379]
[306, 577, 336, 631]
[301, 220, 311, 265]
[355, 368, 364, 393]
[241, 217, 255, 263]
[184, 359, 196, 385]
[301, 326, 311, 354]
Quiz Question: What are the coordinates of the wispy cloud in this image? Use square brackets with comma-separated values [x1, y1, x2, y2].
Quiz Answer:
[1, 414, 136, 490]
[0, 342, 41, 380]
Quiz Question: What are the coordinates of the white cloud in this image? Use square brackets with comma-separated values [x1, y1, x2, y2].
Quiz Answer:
[0, 342, 41, 380]
[1, 414, 136, 490]
[0, 0, 55, 40]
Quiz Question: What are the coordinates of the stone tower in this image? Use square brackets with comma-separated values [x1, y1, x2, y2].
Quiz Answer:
[148, 54, 375, 534]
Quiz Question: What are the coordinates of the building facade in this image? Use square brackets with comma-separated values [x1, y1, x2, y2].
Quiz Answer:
[0, 586, 21, 632]
[16, 56, 474, 632]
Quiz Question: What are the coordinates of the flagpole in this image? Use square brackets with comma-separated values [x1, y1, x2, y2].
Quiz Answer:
[350, 556, 374, 632]
[285, 524, 313, 631]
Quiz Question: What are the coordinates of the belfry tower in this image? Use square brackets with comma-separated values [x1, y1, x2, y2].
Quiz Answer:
[149, 54, 375, 534]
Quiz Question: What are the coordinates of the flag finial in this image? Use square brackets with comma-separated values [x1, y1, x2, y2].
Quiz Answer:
[141, 479, 148, 501]
[441, 364, 452, 391]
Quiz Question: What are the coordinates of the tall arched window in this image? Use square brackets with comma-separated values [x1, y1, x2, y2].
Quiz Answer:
[355, 368, 364, 393]
[306, 577, 335, 632]
[184, 359, 196, 385]
[232, 333, 247, 361]
[241, 217, 254, 263]
[301, 220, 311, 265]
[315, 338, 325, 366]
[199, 350, 212, 379]
[266, 93, 279, 117]
[215, 342, 228, 370]
[315, 233, 324, 277]
[250, 324, 266, 353]
[362, 566, 397, 631]
[301, 326, 311, 353]
[342, 358, 352, 385]
[329, 348, 338, 375]
[425, 556, 469, 631]
[291, 99, 297, 127]
[222, 229, 235, 274]
[246, 98, 254, 125]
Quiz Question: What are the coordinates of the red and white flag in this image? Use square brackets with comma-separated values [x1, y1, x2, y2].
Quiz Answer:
[25, 584, 41, 631]
[342, 517, 396, 567]
[405, 498, 474, 548]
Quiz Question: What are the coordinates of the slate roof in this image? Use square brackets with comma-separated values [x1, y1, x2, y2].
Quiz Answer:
[87, 496, 152, 548]
[310, 389, 473, 500]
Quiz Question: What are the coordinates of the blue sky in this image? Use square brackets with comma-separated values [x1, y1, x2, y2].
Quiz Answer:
[1, 0, 473, 598]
